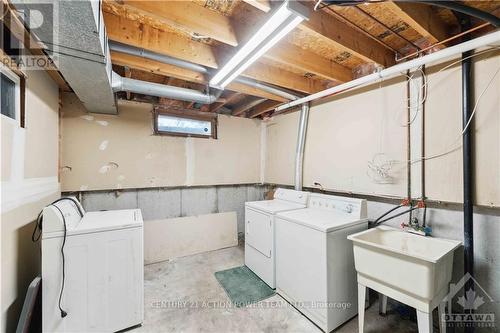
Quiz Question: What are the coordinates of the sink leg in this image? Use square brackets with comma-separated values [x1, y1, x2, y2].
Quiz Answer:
[357, 284, 366, 333]
[379, 294, 388, 315]
[438, 303, 446, 333]
[416, 310, 433, 333]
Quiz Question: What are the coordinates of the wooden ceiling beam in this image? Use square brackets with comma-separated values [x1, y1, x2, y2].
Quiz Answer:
[110, 51, 287, 102]
[243, 62, 327, 94]
[104, 12, 219, 68]
[266, 42, 352, 83]
[242, 0, 271, 13]
[109, 0, 238, 46]
[244, 0, 395, 67]
[232, 97, 266, 116]
[299, 4, 396, 67]
[106, 3, 350, 85]
[210, 92, 242, 113]
[105, 11, 325, 96]
[247, 100, 282, 118]
[382, 2, 449, 44]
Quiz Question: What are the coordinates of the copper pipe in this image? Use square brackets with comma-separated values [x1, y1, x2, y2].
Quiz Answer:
[396, 22, 490, 62]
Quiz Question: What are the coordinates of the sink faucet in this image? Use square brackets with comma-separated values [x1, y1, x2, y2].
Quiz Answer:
[401, 217, 432, 236]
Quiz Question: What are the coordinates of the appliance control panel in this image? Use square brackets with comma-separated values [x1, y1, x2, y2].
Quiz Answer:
[274, 188, 309, 205]
[308, 194, 367, 219]
[42, 198, 84, 234]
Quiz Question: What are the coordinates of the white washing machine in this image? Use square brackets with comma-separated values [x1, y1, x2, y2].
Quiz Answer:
[275, 193, 367, 332]
[41, 198, 144, 332]
[245, 188, 309, 288]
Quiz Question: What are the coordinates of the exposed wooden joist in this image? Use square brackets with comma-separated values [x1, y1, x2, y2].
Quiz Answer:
[232, 97, 266, 116]
[244, 0, 396, 67]
[242, 0, 271, 13]
[226, 82, 287, 102]
[383, 2, 449, 44]
[248, 100, 282, 118]
[105, 12, 325, 95]
[109, 0, 238, 46]
[300, 3, 396, 67]
[243, 62, 327, 94]
[111, 51, 206, 83]
[110, 51, 287, 102]
[210, 92, 242, 113]
[266, 42, 353, 83]
[106, 3, 350, 85]
[104, 11, 219, 68]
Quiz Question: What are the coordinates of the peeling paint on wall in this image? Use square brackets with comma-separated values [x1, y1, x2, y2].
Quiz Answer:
[96, 120, 109, 127]
[99, 140, 109, 151]
[80, 115, 94, 121]
[99, 162, 118, 174]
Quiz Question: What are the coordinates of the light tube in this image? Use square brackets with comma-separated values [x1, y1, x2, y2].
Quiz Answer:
[210, 1, 308, 88]
[220, 16, 304, 88]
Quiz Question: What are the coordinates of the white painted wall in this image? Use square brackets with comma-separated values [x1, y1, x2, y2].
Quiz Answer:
[1, 66, 60, 332]
[265, 52, 500, 207]
[60, 95, 263, 191]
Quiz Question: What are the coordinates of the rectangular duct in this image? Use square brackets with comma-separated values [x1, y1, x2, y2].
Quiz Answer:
[12, 0, 117, 114]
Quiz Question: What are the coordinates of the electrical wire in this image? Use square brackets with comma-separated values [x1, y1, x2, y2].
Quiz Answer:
[31, 197, 84, 319]
[52, 204, 68, 318]
[409, 64, 500, 164]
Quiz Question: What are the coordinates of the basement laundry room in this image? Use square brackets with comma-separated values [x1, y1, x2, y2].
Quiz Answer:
[1, 1, 500, 332]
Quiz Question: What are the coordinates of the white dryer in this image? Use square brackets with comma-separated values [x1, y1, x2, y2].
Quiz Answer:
[41, 198, 144, 332]
[245, 188, 309, 288]
[275, 193, 367, 332]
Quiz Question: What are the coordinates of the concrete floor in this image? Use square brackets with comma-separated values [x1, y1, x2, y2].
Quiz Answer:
[131, 245, 419, 333]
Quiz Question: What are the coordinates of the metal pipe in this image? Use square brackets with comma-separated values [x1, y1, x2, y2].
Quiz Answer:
[111, 72, 219, 104]
[109, 41, 209, 74]
[412, 1, 500, 28]
[108, 41, 300, 101]
[461, 20, 474, 327]
[235, 77, 300, 101]
[294, 103, 310, 190]
[275, 30, 500, 112]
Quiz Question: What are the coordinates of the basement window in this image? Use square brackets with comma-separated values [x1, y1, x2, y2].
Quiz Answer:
[153, 111, 217, 139]
[0, 64, 25, 127]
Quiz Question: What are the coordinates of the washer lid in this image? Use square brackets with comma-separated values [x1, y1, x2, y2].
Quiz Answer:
[276, 208, 367, 233]
[246, 199, 306, 214]
[76, 209, 143, 234]
[44, 209, 143, 238]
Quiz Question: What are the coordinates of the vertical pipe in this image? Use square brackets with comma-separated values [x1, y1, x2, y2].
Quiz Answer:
[294, 103, 310, 190]
[406, 70, 412, 223]
[461, 19, 474, 325]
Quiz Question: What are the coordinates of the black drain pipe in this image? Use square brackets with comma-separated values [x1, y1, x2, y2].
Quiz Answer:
[461, 17, 474, 327]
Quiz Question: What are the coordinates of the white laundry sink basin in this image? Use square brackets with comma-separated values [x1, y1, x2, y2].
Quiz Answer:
[348, 226, 461, 304]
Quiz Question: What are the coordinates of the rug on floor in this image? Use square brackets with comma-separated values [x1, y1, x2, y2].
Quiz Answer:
[214, 266, 275, 307]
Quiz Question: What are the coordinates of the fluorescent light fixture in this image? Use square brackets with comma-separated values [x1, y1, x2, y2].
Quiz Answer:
[210, 1, 309, 88]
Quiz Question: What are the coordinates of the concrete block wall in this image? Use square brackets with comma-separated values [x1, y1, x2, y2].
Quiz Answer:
[68, 184, 269, 234]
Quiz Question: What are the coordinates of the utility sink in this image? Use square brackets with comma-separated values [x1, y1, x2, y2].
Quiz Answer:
[348, 226, 462, 333]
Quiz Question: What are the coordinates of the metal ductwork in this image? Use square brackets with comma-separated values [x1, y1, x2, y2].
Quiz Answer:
[108, 41, 300, 102]
[111, 72, 219, 104]
[13, 0, 117, 114]
[294, 103, 310, 191]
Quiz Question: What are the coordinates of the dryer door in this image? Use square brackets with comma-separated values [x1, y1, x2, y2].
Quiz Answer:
[245, 207, 272, 258]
